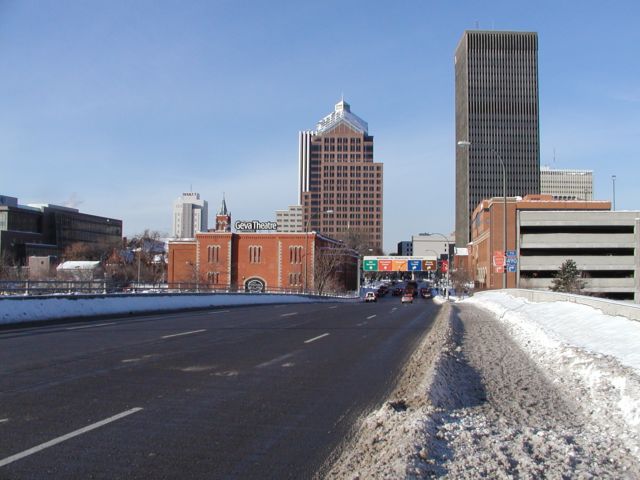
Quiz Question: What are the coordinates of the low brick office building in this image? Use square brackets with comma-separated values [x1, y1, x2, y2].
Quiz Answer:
[168, 231, 357, 293]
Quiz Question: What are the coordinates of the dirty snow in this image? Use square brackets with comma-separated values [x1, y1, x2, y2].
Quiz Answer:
[326, 292, 640, 479]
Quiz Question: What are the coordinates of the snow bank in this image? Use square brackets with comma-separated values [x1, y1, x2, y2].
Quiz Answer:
[464, 291, 640, 449]
[0, 293, 354, 325]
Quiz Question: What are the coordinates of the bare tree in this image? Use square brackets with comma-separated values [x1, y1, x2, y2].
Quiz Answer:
[314, 243, 357, 295]
[0, 251, 26, 281]
[127, 230, 167, 284]
[334, 228, 383, 256]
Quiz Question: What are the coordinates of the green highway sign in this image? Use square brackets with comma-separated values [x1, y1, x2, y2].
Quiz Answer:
[363, 259, 378, 271]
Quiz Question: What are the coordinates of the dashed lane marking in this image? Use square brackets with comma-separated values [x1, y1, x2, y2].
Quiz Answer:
[0, 408, 143, 468]
[366, 314, 377, 320]
[65, 322, 116, 331]
[256, 352, 296, 369]
[280, 312, 299, 317]
[304, 333, 330, 344]
[0, 419, 8, 424]
[328, 306, 338, 309]
[161, 329, 206, 339]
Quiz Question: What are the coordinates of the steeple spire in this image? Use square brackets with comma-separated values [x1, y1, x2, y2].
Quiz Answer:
[218, 192, 229, 216]
[215, 193, 231, 232]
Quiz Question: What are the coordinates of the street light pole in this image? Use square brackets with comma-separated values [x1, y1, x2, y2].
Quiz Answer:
[457, 141, 507, 289]
[612, 174, 616, 211]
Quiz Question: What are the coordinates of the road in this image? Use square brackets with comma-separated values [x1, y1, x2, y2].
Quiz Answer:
[0, 294, 439, 479]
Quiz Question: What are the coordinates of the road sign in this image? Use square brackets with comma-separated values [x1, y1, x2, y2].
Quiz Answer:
[422, 260, 437, 271]
[363, 259, 378, 271]
[378, 259, 393, 271]
[392, 259, 408, 271]
[507, 264, 517, 272]
[493, 256, 505, 267]
[506, 250, 517, 257]
[408, 260, 422, 271]
[495, 265, 504, 273]
[440, 260, 449, 273]
[506, 257, 517, 267]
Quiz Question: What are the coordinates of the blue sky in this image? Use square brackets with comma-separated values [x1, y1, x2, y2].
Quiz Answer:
[1, 0, 638, 252]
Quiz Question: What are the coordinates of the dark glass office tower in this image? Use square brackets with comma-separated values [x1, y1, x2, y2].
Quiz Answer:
[455, 30, 540, 246]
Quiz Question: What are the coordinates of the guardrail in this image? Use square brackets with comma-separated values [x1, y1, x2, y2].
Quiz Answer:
[506, 289, 640, 322]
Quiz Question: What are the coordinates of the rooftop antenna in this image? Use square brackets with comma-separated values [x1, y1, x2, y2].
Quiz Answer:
[553, 147, 556, 165]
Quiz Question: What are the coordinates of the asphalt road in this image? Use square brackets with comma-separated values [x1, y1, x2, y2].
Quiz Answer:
[0, 294, 440, 479]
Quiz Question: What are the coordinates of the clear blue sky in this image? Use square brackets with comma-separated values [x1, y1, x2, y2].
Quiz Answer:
[1, 0, 638, 252]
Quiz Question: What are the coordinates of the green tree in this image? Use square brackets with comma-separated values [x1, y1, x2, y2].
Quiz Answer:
[550, 259, 585, 294]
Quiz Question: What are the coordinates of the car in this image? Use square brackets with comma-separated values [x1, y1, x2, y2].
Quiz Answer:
[420, 288, 433, 299]
[364, 291, 377, 302]
[392, 287, 403, 296]
[401, 293, 413, 304]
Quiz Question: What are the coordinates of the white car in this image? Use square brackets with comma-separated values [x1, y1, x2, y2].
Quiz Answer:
[364, 292, 377, 302]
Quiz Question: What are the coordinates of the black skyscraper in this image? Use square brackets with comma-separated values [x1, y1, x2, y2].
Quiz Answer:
[455, 30, 540, 246]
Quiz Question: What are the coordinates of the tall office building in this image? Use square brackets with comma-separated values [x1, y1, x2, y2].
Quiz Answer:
[540, 166, 593, 201]
[455, 30, 541, 246]
[298, 99, 383, 252]
[172, 192, 208, 239]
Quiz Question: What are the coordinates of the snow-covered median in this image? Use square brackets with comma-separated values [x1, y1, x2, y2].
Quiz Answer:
[465, 291, 640, 435]
[327, 292, 640, 478]
[0, 293, 353, 325]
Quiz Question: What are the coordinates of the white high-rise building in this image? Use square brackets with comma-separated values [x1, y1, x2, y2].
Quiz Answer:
[172, 192, 208, 238]
[276, 205, 303, 233]
[540, 166, 593, 201]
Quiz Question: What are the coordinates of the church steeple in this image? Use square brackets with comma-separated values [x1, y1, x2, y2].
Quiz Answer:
[215, 194, 231, 232]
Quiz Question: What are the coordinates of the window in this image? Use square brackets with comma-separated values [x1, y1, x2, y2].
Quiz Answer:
[288, 272, 302, 286]
[207, 245, 220, 263]
[289, 245, 303, 264]
[207, 272, 220, 284]
[249, 245, 262, 263]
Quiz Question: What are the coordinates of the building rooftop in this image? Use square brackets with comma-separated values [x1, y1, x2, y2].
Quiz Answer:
[315, 99, 368, 135]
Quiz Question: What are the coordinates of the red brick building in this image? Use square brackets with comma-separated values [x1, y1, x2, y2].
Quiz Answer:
[468, 194, 611, 290]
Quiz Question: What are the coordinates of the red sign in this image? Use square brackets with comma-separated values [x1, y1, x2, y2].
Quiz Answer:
[440, 260, 449, 273]
[493, 256, 505, 267]
[378, 259, 393, 271]
[495, 265, 504, 273]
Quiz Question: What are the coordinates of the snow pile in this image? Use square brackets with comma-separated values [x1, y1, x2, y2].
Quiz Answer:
[465, 291, 640, 450]
[0, 293, 354, 325]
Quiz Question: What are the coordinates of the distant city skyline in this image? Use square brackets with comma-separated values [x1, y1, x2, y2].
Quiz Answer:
[1, 1, 638, 253]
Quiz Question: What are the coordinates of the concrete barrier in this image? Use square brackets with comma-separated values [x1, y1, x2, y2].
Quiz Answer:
[0, 292, 357, 326]
[505, 289, 640, 321]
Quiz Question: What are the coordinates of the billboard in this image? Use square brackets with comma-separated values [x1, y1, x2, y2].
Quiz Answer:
[362, 256, 437, 272]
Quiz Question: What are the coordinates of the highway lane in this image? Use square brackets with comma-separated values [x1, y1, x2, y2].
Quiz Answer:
[0, 295, 440, 479]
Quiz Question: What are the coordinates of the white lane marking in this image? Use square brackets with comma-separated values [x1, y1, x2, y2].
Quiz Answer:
[391, 307, 398, 312]
[356, 322, 368, 327]
[0, 418, 8, 424]
[0, 408, 143, 468]
[328, 306, 338, 309]
[209, 310, 229, 314]
[304, 333, 329, 344]
[66, 322, 115, 331]
[256, 352, 295, 369]
[280, 312, 298, 317]
[161, 329, 206, 339]
[366, 314, 377, 320]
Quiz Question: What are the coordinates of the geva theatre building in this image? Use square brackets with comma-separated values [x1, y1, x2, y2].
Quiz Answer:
[167, 203, 358, 293]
